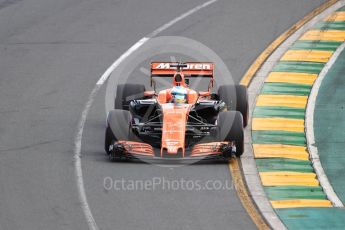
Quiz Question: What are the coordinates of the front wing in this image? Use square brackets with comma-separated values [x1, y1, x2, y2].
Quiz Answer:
[109, 141, 234, 160]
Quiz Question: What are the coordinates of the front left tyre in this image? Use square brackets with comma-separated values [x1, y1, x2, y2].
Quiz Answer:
[217, 111, 244, 157]
[105, 109, 132, 160]
[218, 84, 249, 127]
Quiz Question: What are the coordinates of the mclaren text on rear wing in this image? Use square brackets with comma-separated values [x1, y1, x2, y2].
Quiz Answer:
[151, 62, 214, 77]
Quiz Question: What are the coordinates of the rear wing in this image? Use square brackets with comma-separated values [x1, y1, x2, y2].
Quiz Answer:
[151, 62, 214, 77]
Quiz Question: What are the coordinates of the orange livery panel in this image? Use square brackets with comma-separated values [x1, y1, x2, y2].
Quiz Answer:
[160, 103, 192, 156]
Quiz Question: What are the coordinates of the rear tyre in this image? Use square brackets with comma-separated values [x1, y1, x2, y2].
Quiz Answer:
[217, 111, 244, 157]
[218, 85, 249, 127]
[114, 84, 145, 110]
[105, 110, 132, 160]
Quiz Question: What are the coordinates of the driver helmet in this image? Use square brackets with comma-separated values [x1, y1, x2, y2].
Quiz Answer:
[171, 86, 188, 104]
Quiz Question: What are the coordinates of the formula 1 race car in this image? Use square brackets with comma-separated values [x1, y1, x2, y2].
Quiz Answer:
[105, 62, 248, 161]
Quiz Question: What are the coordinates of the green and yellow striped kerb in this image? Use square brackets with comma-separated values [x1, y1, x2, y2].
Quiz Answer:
[252, 6, 345, 209]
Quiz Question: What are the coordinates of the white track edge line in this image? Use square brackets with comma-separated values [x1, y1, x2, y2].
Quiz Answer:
[306, 42, 345, 208]
[74, 1, 218, 229]
[96, 0, 217, 86]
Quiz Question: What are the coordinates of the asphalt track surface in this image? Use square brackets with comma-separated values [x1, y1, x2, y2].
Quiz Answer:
[0, 0, 325, 229]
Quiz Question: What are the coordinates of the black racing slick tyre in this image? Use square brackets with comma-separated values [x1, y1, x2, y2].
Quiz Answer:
[217, 111, 244, 157]
[218, 85, 249, 127]
[114, 84, 145, 110]
[104, 126, 115, 155]
[104, 109, 132, 155]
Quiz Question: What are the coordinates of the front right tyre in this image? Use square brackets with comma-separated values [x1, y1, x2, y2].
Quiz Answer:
[217, 111, 244, 157]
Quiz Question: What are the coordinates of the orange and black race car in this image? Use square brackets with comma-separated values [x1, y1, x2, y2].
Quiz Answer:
[105, 62, 248, 161]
